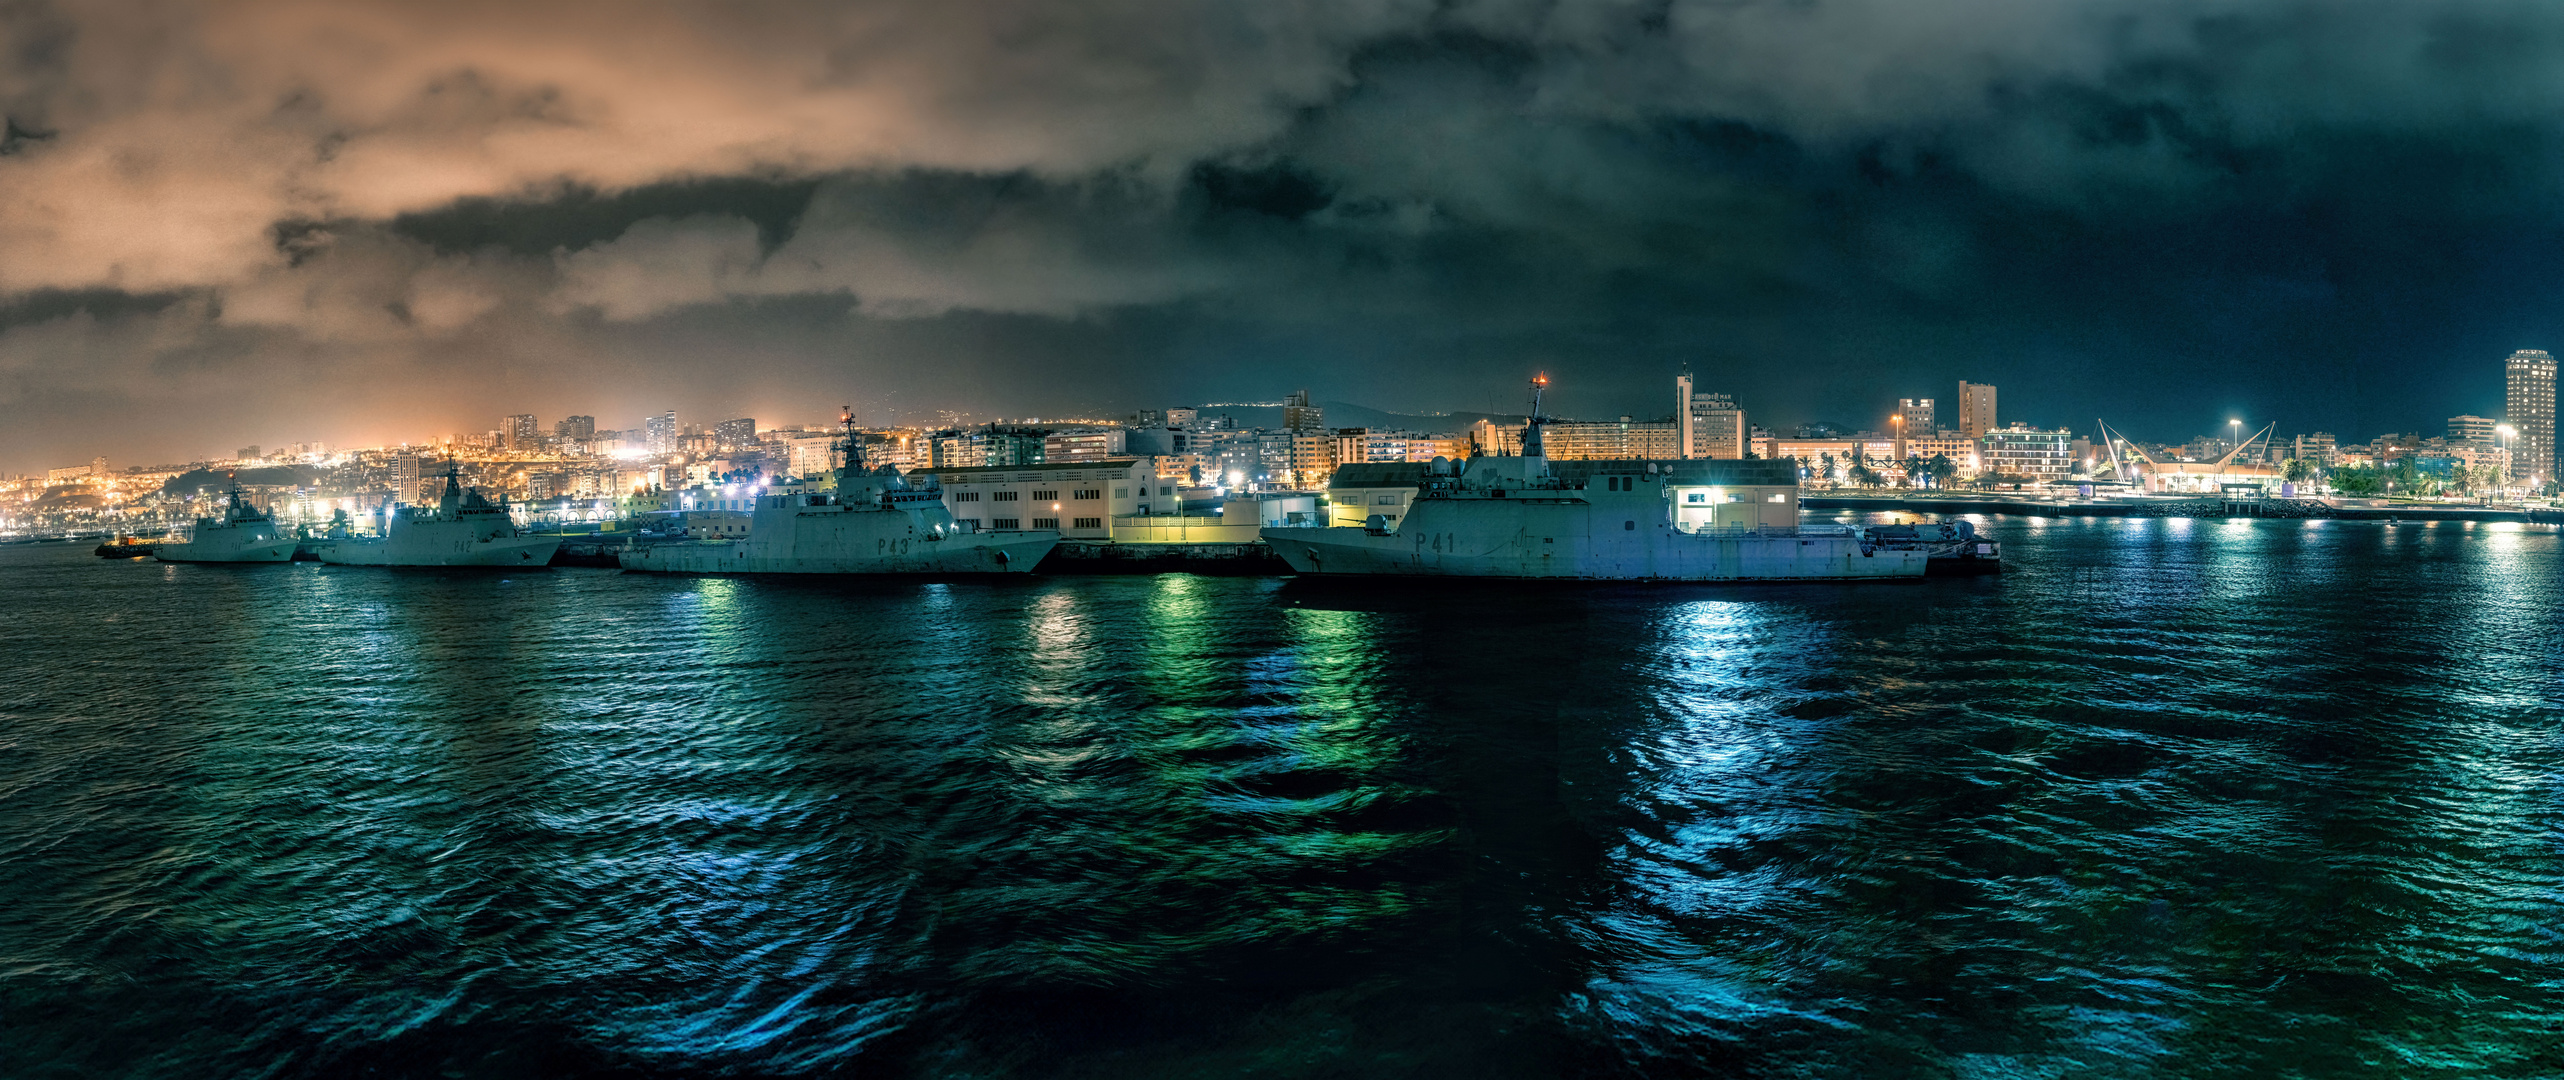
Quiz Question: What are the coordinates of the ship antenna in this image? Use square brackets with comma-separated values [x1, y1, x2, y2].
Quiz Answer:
[1522, 372, 1551, 471]
[837, 404, 864, 473]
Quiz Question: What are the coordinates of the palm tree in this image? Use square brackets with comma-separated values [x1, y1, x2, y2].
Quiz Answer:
[2389, 458, 2422, 497]
[1928, 454, 1957, 490]
[1904, 455, 1927, 489]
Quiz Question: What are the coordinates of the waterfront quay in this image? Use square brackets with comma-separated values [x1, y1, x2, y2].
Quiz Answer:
[1807, 492, 2564, 524]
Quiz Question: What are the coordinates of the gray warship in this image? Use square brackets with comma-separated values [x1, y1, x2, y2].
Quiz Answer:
[155, 481, 297, 564]
[619, 410, 1057, 575]
[1261, 376, 1932, 581]
[310, 467, 562, 567]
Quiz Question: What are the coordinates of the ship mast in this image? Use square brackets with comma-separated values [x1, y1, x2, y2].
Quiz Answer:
[835, 404, 865, 479]
[1523, 372, 1551, 477]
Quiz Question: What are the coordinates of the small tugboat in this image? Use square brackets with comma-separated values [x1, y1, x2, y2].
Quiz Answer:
[155, 481, 298, 563]
[1868, 520, 2002, 575]
[93, 535, 156, 559]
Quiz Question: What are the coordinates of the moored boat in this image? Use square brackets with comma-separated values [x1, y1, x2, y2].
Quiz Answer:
[620, 408, 1056, 575]
[154, 483, 297, 563]
[1260, 375, 1931, 581]
[309, 467, 561, 567]
[94, 535, 157, 559]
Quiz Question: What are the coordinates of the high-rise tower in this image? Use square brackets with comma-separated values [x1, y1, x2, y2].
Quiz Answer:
[2507, 349, 2556, 486]
[1957, 382, 1997, 438]
[1675, 373, 1744, 458]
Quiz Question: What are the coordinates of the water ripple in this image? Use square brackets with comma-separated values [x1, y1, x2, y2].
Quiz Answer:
[3, 520, 2562, 1076]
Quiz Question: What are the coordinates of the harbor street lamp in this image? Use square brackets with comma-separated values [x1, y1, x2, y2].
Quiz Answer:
[2497, 424, 2517, 498]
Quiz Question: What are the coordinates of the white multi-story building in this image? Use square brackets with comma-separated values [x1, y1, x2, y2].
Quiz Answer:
[784, 435, 839, 477]
[1979, 425, 2073, 482]
[2506, 349, 2555, 485]
[932, 457, 1171, 540]
[1045, 428, 1130, 462]
[645, 411, 678, 455]
[1676, 375, 1747, 458]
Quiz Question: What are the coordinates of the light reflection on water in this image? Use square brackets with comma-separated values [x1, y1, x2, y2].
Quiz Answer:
[4, 517, 2564, 1078]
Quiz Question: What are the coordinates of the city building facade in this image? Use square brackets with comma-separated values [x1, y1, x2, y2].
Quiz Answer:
[1676, 375, 1748, 458]
[1543, 418, 1682, 461]
[1957, 382, 1998, 438]
[646, 411, 678, 455]
[2506, 349, 2555, 484]
[1979, 425, 2073, 482]
[931, 457, 1166, 540]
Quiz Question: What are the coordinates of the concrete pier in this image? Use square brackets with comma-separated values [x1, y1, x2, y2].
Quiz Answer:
[1039, 541, 1290, 575]
[1804, 494, 2558, 523]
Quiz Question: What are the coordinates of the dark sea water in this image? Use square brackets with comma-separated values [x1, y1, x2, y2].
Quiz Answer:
[5, 515, 2563, 1078]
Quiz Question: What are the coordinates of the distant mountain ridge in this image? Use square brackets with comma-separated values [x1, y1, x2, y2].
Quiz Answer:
[160, 465, 325, 496]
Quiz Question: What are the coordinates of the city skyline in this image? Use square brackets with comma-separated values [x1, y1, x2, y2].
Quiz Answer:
[10, 4, 2564, 471]
[14, 358, 2537, 482]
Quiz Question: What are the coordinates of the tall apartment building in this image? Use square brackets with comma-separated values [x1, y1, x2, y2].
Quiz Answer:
[715, 417, 757, 450]
[502, 414, 539, 449]
[1956, 382, 1997, 438]
[555, 415, 596, 440]
[1282, 390, 1325, 433]
[645, 411, 679, 455]
[1898, 398, 1937, 434]
[389, 453, 421, 500]
[983, 427, 1048, 467]
[2292, 432, 2338, 465]
[1675, 375, 1747, 458]
[1676, 374, 1693, 454]
[2505, 349, 2555, 484]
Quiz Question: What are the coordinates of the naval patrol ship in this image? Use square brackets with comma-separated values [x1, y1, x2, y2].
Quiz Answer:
[155, 481, 298, 563]
[310, 467, 562, 567]
[1261, 376, 1930, 581]
[619, 410, 1057, 575]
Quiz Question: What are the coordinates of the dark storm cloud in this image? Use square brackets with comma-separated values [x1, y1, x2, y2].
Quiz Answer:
[6, 0, 2564, 468]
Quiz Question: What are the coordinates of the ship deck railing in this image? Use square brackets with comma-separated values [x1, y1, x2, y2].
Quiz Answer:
[1677, 524, 1858, 538]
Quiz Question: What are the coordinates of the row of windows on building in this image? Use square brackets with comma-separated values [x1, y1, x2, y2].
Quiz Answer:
[949, 488, 1112, 502]
[951, 517, 1105, 531]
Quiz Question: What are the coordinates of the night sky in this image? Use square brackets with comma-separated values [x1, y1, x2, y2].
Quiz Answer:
[6, 1, 2564, 471]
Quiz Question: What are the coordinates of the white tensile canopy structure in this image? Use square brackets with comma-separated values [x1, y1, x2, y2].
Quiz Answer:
[2095, 420, 2283, 493]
